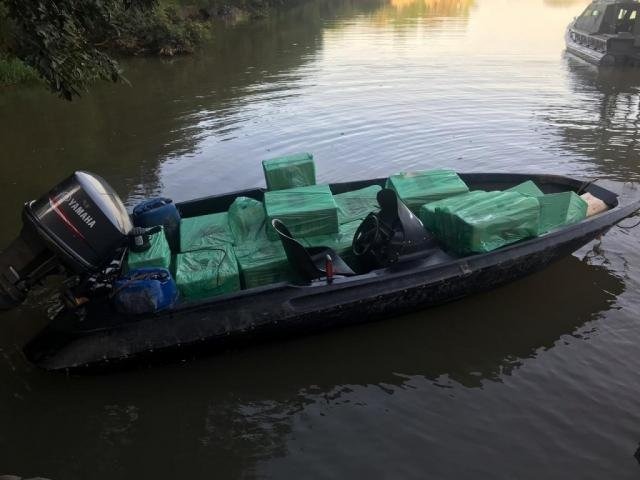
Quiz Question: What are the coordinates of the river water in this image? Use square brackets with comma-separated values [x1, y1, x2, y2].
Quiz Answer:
[2, 0, 640, 478]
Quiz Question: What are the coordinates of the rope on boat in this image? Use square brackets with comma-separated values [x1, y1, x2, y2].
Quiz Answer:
[616, 211, 640, 230]
[577, 178, 600, 195]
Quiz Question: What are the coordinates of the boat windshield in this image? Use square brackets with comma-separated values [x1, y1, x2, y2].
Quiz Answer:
[574, 3, 604, 33]
[614, 6, 640, 33]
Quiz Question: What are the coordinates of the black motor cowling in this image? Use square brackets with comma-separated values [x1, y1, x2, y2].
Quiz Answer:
[0, 171, 133, 309]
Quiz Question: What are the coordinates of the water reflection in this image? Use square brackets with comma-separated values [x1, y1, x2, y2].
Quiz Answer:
[252, 255, 623, 390]
[371, 0, 475, 27]
[381, 0, 474, 17]
[0, 256, 624, 477]
[544, 0, 587, 7]
[554, 56, 640, 181]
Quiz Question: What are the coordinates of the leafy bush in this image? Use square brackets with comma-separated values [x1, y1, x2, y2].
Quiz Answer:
[0, 0, 293, 97]
[112, 5, 207, 56]
[0, 0, 158, 99]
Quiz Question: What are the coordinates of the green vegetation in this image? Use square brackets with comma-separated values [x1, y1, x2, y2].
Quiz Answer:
[0, 0, 159, 99]
[0, 0, 297, 98]
[109, 4, 208, 56]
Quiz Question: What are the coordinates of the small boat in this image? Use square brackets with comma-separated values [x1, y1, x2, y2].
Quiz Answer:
[1, 169, 636, 373]
[566, 0, 640, 66]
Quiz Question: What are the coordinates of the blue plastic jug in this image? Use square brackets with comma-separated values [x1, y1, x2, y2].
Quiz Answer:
[114, 268, 178, 314]
[132, 198, 180, 252]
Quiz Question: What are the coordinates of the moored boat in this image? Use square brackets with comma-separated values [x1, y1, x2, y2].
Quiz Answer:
[566, 0, 640, 66]
[0, 165, 637, 372]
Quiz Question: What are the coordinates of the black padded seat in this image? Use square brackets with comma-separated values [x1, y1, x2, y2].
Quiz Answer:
[271, 219, 356, 281]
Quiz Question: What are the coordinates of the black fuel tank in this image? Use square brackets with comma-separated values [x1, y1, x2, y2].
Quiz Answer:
[25, 171, 133, 272]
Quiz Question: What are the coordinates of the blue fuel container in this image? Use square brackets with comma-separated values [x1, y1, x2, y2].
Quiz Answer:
[114, 268, 178, 314]
[132, 198, 181, 252]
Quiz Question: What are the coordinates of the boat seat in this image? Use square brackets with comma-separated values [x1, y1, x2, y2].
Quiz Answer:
[271, 219, 356, 281]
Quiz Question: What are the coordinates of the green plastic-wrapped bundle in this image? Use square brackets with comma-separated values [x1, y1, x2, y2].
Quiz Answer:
[228, 197, 267, 244]
[262, 152, 316, 191]
[334, 185, 382, 224]
[300, 220, 361, 262]
[419, 191, 488, 235]
[235, 240, 294, 289]
[386, 169, 469, 212]
[180, 212, 233, 253]
[174, 247, 240, 300]
[538, 192, 587, 234]
[265, 184, 339, 240]
[127, 227, 172, 270]
[426, 191, 540, 255]
[507, 180, 544, 197]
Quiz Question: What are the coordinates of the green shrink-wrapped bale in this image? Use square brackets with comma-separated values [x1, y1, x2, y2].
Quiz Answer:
[180, 212, 234, 253]
[386, 169, 469, 212]
[127, 227, 172, 270]
[235, 240, 294, 289]
[262, 152, 316, 191]
[174, 247, 240, 300]
[427, 191, 540, 255]
[538, 192, 587, 234]
[228, 197, 267, 244]
[419, 191, 488, 235]
[507, 180, 544, 197]
[334, 185, 382, 224]
[300, 220, 362, 262]
[265, 184, 339, 240]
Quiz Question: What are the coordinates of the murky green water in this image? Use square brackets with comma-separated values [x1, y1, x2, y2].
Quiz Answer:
[2, 0, 640, 478]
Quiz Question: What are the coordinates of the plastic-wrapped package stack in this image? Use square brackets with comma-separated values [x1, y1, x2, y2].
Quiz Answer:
[420, 191, 488, 236]
[174, 247, 240, 300]
[421, 181, 544, 234]
[506, 181, 587, 232]
[228, 197, 267, 244]
[127, 227, 172, 270]
[262, 152, 316, 191]
[538, 191, 587, 234]
[226, 196, 293, 288]
[419, 191, 540, 255]
[235, 240, 294, 288]
[333, 185, 381, 224]
[264, 184, 339, 240]
[386, 169, 469, 212]
[507, 180, 544, 197]
[180, 212, 234, 253]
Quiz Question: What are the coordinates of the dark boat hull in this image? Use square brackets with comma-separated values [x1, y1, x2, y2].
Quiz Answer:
[566, 39, 610, 66]
[23, 173, 640, 372]
[565, 27, 640, 67]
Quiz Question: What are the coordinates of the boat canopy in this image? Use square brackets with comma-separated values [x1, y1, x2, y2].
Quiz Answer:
[574, 0, 640, 35]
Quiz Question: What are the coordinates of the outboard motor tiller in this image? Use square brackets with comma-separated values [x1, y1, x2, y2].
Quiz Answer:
[0, 171, 133, 309]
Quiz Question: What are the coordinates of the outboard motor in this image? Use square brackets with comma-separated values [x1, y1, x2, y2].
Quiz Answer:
[0, 171, 133, 309]
[353, 188, 436, 269]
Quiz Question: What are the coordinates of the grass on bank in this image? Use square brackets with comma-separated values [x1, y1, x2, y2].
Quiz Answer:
[0, 55, 40, 86]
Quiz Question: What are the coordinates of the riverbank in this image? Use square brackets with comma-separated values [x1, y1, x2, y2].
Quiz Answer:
[0, 0, 303, 88]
